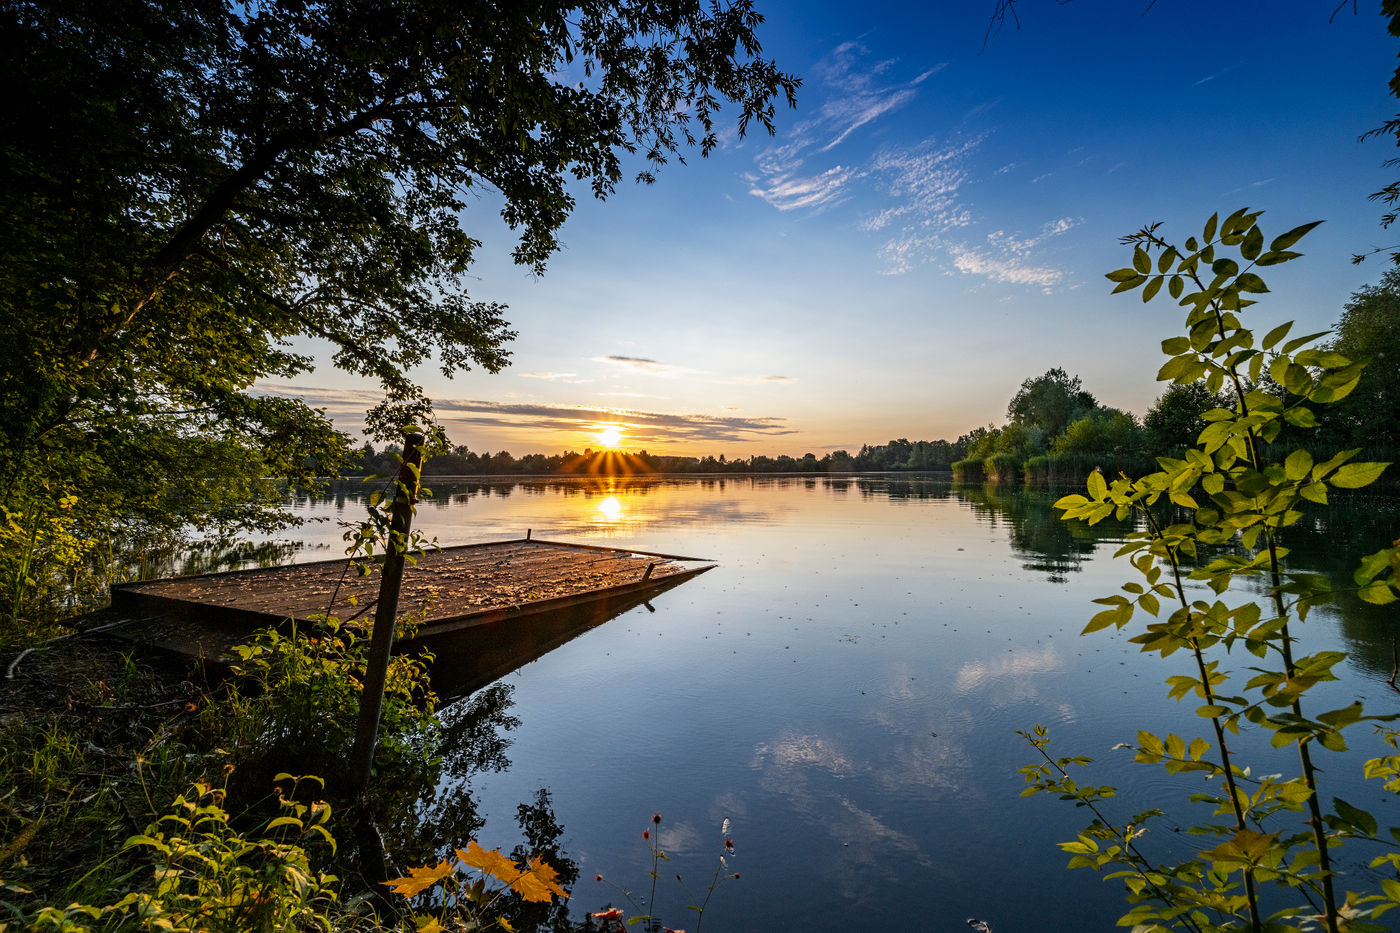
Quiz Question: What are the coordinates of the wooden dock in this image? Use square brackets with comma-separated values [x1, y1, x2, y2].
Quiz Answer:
[107, 538, 713, 658]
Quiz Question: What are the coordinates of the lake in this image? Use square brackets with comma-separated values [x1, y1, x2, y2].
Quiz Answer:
[277, 474, 1400, 931]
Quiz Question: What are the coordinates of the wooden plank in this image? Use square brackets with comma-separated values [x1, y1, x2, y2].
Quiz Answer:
[109, 539, 714, 647]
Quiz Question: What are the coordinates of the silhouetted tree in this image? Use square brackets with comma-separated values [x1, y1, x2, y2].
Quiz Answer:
[1007, 368, 1098, 438]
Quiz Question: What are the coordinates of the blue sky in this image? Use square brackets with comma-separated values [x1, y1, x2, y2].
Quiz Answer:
[260, 1, 1398, 457]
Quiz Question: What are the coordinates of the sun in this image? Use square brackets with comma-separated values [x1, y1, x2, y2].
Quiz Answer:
[595, 424, 625, 448]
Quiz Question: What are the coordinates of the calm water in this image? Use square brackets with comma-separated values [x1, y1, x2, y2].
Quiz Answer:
[278, 475, 1400, 931]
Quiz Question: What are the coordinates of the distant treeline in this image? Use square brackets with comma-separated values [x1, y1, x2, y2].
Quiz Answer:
[343, 438, 973, 477]
[346, 270, 1400, 481]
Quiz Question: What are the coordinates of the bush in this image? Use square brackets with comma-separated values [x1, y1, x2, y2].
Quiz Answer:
[983, 453, 1022, 481]
[951, 458, 984, 482]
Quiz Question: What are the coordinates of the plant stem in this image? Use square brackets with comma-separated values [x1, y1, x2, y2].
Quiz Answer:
[1025, 734, 1206, 933]
[1142, 506, 1262, 933]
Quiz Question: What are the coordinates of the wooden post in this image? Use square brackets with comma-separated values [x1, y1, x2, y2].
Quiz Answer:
[349, 432, 424, 795]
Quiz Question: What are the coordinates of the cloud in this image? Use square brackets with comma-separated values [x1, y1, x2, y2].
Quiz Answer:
[715, 374, 798, 385]
[252, 383, 794, 445]
[945, 216, 1082, 290]
[1222, 177, 1277, 196]
[594, 355, 703, 377]
[747, 164, 862, 212]
[863, 136, 982, 273]
[1192, 61, 1244, 88]
[518, 371, 588, 383]
[747, 43, 941, 213]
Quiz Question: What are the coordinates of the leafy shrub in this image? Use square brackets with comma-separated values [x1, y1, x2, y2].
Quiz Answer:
[983, 453, 1022, 481]
[951, 458, 985, 482]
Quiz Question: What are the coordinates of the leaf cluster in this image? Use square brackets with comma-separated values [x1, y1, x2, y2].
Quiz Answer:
[1023, 211, 1400, 932]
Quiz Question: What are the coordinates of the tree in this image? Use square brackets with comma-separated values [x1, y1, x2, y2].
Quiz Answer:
[0, 0, 798, 623]
[1143, 383, 1229, 455]
[1051, 407, 1143, 457]
[1007, 368, 1098, 439]
[1318, 267, 1400, 452]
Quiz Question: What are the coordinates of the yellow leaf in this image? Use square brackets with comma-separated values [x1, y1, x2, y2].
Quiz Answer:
[382, 860, 457, 897]
[510, 856, 569, 903]
[456, 841, 521, 883]
[416, 917, 446, 933]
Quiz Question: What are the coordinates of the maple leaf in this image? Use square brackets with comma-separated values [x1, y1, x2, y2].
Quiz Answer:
[455, 841, 520, 883]
[382, 859, 457, 897]
[510, 855, 569, 903]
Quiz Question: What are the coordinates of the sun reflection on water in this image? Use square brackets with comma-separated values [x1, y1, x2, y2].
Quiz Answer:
[596, 495, 624, 522]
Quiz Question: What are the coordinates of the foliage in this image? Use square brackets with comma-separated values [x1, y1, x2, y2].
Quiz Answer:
[1007, 367, 1099, 438]
[380, 840, 569, 933]
[219, 616, 438, 792]
[1144, 383, 1231, 458]
[1051, 407, 1144, 458]
[952, 458, 986, 482]
[983, 452, 1023, 480]
[1355, 3, 1400, 263]
[0, 0, 798, 633]
[32, 776, 339, 933]
[1314, 267, 1400, 454]
[1025, 208, 1400, 932]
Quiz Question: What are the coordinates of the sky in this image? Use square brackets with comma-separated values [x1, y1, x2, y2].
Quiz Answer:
[257, 0, 1399, 458]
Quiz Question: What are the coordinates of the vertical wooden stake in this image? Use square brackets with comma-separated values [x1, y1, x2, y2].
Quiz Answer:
[349, 431, 424, 795]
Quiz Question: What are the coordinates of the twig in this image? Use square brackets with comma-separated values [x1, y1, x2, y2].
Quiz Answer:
[4, 617, 137, 679]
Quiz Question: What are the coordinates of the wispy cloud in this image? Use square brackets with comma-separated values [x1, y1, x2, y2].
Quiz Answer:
[253, 383, 793, 445]
[863, 136, 982, 273]
[1192, 60, 1245, 88]
[745, 39, 1078, 288]
[518, 371, 588, 383]
[594, 355, 703, 377]
[715, 374, 798, 385]
[747, 43, 941, 214]
[1222, 177, 1276, 197]
[747, 164, 862, 212]
[945, 216, 1082, 291]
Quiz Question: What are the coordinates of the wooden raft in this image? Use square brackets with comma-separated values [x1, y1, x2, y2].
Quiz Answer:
[109, 538, 713, 648]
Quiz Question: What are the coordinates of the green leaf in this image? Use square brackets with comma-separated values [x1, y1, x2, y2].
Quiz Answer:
[1087, 470, 1108, 500]
[1255, 249, 1303, 266]
[1111, 274, 1148, 294]
[1168, 275, 1184, 299]
[1359, 583, 1398, 605]
[1235, 272, 1267, 293]
[1282, 406, 1317, 428]
[1261, 321, 1293, 350]
[1330, 462, 1389, 489]
[1211, 257, 1239, 278]
[1141, 276, 1163, 302]
[1161, 336, 1190, 355]
[1106, 267, 1140, 282]
[1133, 246, 1151, 274]
[1240, 225, 1264, 261]
[1334, 798, 1379, 837]
[1281, 331, 1330, 354]
[1284, 449, 1313, 482]
[1269, 220, 1323, 252]
[1203, 213, 1218, 242]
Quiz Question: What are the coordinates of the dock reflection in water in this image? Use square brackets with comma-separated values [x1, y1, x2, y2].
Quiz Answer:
[418, 573, 702, 701]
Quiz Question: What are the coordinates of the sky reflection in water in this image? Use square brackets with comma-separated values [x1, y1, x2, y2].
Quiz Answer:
[284, 476, 1400, 931]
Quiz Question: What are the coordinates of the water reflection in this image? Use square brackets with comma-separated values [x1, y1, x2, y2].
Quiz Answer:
[264, 474, 1400, 931]
[417, 575, 700, 701]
